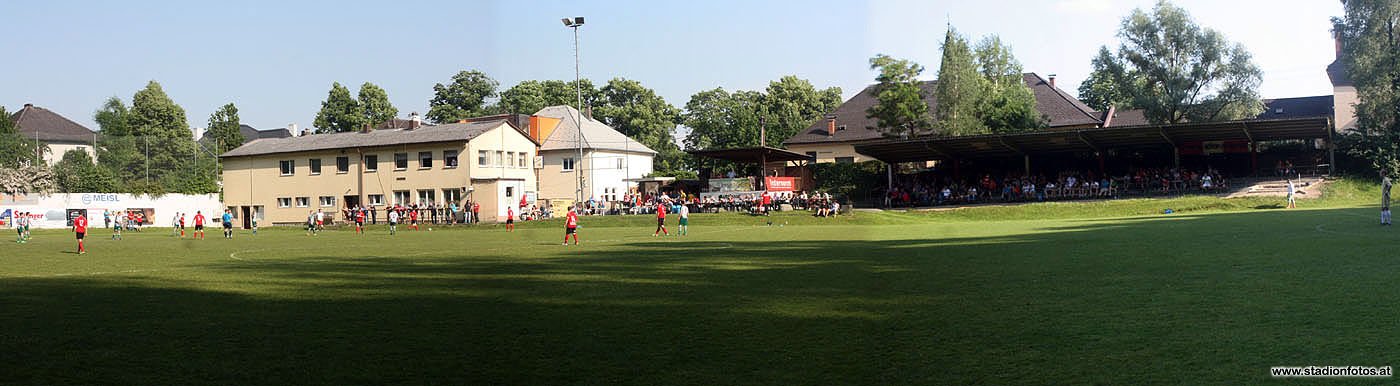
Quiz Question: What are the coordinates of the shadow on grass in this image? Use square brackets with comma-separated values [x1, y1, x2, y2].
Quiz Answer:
[1, 207, 1395, 385]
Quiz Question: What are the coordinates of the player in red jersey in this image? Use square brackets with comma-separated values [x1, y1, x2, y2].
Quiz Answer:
[563, 207, 579, 245]
[506, 206, 515, 232]
[72, 213, 88, 254]
[409, 209, 419, 231]
[192, 211, 206, 240]
[179, 213, 187, 238]
[354, 207, 366, 234]
[653, 200, 669, 236]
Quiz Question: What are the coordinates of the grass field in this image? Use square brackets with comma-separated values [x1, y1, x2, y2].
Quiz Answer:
[2, 181, 1396, 385]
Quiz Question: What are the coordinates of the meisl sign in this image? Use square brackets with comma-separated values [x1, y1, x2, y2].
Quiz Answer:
[765, 177, 796, 192]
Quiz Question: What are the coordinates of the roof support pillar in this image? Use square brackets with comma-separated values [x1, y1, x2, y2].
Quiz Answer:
[1024, 155, 1031, 176]
[887, 163, 894, 208]
[1327, 117, 1336, 176]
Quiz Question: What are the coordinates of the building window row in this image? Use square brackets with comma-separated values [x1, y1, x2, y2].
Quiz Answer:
[478, 150, 531, 169]
[281, 150, 470, 176]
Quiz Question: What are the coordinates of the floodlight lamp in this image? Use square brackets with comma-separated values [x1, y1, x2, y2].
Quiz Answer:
[561, 18, 573, 26]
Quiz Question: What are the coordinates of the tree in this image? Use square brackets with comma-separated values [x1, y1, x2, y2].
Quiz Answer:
[205, 103, 243, 153]
[496, 79, 601, 115]
[1092, 0, 1264, 124]
[93, 97, 147, 193]
[763, 76, 843, 146]
[53, 149, 117, 193]
[974, 36, 1044, 133]
[867, 54, 932, 139]
[358, 82, 398, 127]
[0, 164, 55, 200]
[1078, 46, 1139, 112]
[595, 78, 685, 172]
[314, 82, 364, 133]
[0, 105, 42, 168]
[1334, 0, 1400, 175]
[426, 70, 499, 123]
[932, 29, 984, 136]
[126, 81, 199, 193]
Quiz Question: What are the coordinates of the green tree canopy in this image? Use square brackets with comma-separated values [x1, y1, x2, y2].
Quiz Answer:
[974, 36, 1043, 133]
[358, 82, 398, 127]
[0, 105, 42, 168]
[426, 70, 499, 123]
[53, 149, 117, 193]
[762, 76, 843, 146]
[314, 82, 364, 133]
[933, 28, 983, 136]
[1334, 0, 1400, 175]
[496, 79, 600, 115]
[595, 78, 685, 172]
[205, 103, 243, 153]
[868, 54, 931, 139]
[126, 81, 199, 192]
[1085, 0, 1264, 124]
[1077, 46, 1139, 112]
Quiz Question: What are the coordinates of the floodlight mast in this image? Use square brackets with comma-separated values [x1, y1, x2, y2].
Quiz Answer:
[564, 16, 586, 204]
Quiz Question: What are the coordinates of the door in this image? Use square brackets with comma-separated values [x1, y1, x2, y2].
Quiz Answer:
[240, 206, 251, 229]
[343, 195, 361, 209]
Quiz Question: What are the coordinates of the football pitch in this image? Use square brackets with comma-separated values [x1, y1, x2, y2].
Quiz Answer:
[2, 191, 1396, 384]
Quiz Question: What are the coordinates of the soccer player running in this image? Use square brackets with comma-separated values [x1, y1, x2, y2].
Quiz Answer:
[193, 211, 206, 240]
[15, 212, 28, 244]
[678, 200, 690, 236]
[221, 209, 234, 239]
[563, 206, 579, 245]
[409, 208, 419, 231]
[172, 213, 181, 237]
[506, 206, 515, 232]
[653, 199, 669, 236]
[1382, 172, 1392, 226]
[72, 212, 88, 254]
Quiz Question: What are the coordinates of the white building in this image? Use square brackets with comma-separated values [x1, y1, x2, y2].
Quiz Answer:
[531, 105, 655, 203]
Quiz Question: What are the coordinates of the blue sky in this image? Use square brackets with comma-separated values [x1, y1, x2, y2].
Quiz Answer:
[2, 0, 1344, 134]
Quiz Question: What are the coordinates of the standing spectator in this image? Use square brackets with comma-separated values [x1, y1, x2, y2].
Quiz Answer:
[370, 205, 378, 225]
[472, 202, 481, 225]
[1382, 173, 1392, 226]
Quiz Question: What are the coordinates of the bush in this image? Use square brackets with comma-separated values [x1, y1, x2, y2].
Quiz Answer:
[812, 160, 886, 203]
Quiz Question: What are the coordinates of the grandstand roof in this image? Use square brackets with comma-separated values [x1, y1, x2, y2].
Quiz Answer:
[854, 116, 1332, 163]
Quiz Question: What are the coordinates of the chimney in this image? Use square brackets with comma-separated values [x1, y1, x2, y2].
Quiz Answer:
[361, 122, 372, 134]
[23, 103, 33, 108]
[1332, 29, 1344, 58]
[409, 112, 422, 130]
[584, 106, 593, 120]
[528, 115, 542, 142]
[826, 116, 837, 136]
[1048, 73, 1057, 88]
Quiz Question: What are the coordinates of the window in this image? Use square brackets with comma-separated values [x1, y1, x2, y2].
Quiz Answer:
[319, 196, 336, 207]
[835, 156, 855, 164]
[295, 197, 310, 208]
[493, 151, 503, 166]
[392, 191, 411, 206]
[519, 154, 527, 168]
[419, 151, 433, 168]
[505, 186, 514, 198]
[479, 150, 490, 166]
[444, 150, 459, 168]
[506, 152, 515, 168]
[805, 151, 818, 162]
[277, 197, 292, 208]
[279, 160, 295, 176]
[394, 153, 408, 170]
[368, 194, 384, 206]
[309, 158, 322, 175]
[417, 189, 436, 204]
[364, 155, 378, 172]
[442, 188, 461, 204]
[616, 157, 624, 170]
[336, 156, 349, 173]
[562, 157, 575, 171]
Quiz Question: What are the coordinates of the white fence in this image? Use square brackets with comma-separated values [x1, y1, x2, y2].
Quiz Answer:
[1, 193, 222, 229]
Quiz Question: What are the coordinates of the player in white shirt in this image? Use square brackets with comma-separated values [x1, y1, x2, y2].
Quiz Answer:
[1381, 174, 1392, 226]
[677, 201, 690, 236]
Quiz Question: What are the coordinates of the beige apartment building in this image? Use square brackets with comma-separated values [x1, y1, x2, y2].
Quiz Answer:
[221, 117, 538, 225]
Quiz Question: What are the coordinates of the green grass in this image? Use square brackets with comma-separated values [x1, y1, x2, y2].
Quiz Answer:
[2, 179, 1396, 385]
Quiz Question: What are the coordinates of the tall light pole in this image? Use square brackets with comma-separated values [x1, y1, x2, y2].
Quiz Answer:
[563, 16, 586, 204]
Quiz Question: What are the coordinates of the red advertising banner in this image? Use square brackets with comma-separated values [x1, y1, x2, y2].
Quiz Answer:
[765, 177, 796, 192]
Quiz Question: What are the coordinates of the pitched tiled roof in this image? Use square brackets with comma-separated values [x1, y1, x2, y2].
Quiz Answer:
[1260, 96, 1333, 119]
[222, 120, 516, 158]
[1099, 108, 1149, 127]
[784, 73, 1102, 145]
[373, 118, 435, 130]
[533, 105, 656, 154]
[9, 104, 96, 143]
